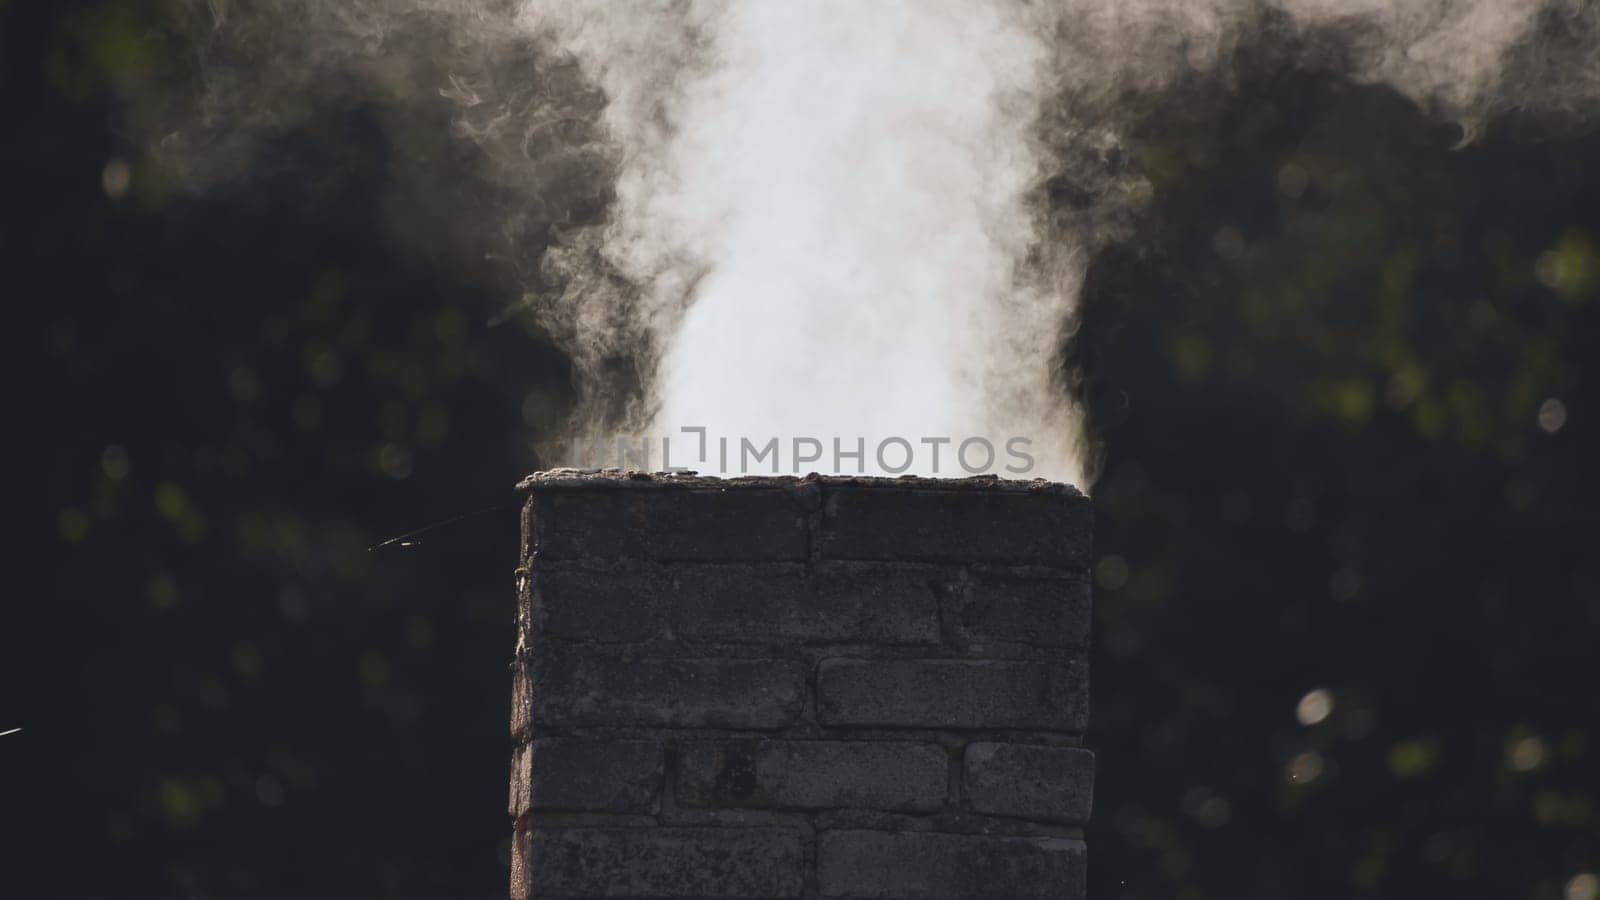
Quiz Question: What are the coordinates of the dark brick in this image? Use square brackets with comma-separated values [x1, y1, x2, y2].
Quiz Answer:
[964, 743, 1094, 824]
[533, 651, 805, 728]
[528, 827, 804, 898]
[811, 562, 948, 645]
[532, 564, 661, 642]
[510, 739, 662, 814]
[816, 659, 1088, 731]
[526, 487, 809, 561]
[665, 564, 808, 643]
[678, 740, 947, 812]
[670, 562, 942, 645]
[954, 571, 1091, 649]
[816, 830, 1085, 899]
[819, 486, 1091, 568]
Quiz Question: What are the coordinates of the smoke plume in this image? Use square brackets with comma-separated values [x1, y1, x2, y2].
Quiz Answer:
[130, 0, 1600, 484]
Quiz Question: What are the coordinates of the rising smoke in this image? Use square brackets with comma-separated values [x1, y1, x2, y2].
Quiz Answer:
[131, 0, 1600, 484]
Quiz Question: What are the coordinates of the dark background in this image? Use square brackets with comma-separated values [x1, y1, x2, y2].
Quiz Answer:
[7, 1, 1598, 898]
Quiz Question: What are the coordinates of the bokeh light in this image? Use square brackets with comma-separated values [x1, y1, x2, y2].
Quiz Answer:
[1296, 688, 1334, 726]
[1507, 735, 1549, 773]
[1286, 750, 1325, 785]
[1539, 398, 1569, 434]
[101, 158, 131, 198]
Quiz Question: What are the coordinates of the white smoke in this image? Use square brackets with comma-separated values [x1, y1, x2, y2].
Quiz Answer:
[132, 0, 1600, 485]
[525, 1, 1082, 481]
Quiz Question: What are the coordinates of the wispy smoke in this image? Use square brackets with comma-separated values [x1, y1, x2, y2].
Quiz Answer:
[132, 0, 1600, 485]
[523, 1, 1086, 481]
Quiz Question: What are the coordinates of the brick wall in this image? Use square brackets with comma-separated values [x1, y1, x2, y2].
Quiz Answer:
[510, 472, 1094, 899]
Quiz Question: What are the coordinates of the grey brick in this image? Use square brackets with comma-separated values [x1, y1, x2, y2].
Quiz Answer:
[525, 488, 809, 561]
[509, 739, 662, 814]
[954, 571, 1091, 649]
[532, 651, 805, 728]
[532, 565, 661, 642]
[528, 827, 804, 898]
[816, 658, 1088, 731]
[678, 740, 947, 812]
[964, 743, 1094, 824]
[816, 830, 1085, 899]
[819, 485, 1091, 568]
[670, 562, 942, 645]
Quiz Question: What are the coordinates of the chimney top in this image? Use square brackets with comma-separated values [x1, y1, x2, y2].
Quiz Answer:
[517, 468, 1084, 495]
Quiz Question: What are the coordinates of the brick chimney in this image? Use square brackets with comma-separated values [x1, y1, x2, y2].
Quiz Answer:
[509, 472, 1093, 899]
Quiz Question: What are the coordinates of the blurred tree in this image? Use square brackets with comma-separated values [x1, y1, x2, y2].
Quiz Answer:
[1076, 50, 1599, 900]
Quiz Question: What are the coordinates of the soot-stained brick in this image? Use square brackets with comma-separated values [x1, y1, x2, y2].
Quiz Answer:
[669, 562, 944, 645]
[677, 740, 947, 811]
[816, 830, 1085, 899]
[953, 569, 1091, 649]
[819, 485, 1091, 568]
[532, 651, 805, 728]
[527, 827, 804, 898]
[526, 486, 810, 561]
[963, 743, 1094, 824]
[510, 739, 662, 814]
[816, 658, 1088, 730]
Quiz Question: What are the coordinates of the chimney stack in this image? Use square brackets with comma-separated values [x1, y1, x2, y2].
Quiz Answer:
[510, 472, 1093, 899]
